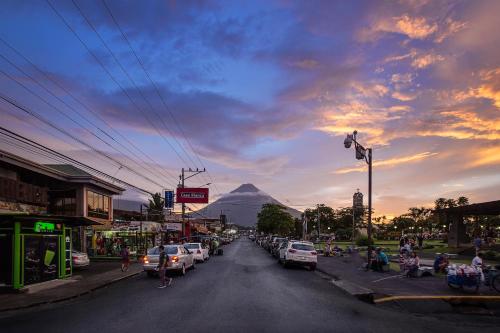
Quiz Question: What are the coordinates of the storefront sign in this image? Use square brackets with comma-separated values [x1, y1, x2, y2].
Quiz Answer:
[176, 188, 209, 204]
[165, 190, 174, 209]
[163, 223, 182, 232]
[34, 221, 55, 233]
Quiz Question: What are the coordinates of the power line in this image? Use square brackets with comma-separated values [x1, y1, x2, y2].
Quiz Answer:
[45, 0, 194, 171]
[0, 51, 177, 189]
[100, 0, 221, 195]
[0, 89, 166, 189]
[0, 36, 179, 187]
[0, 126, 153, 195]
[72, 0, 199, 170]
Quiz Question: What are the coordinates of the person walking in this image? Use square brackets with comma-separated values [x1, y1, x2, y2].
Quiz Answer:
[120, 245, 130, 272]
[158, 245, 173, 289]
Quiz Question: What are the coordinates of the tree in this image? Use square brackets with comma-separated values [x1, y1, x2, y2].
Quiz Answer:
[147, 192, 165, 222]
[457, 196, 469, 206]
[257, 204, 295, 235]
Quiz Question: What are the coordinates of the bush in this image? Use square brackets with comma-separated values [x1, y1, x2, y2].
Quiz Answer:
[356, 235, 374, 247]
[483, 250, 499, 260]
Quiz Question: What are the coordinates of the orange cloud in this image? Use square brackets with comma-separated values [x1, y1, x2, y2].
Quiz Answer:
[411, 53, 444, 69]
[395, 15, 438, 39]
[335, 151, 438, 174]
[392, 91, 417, 101]
[466, 146, 500, 168]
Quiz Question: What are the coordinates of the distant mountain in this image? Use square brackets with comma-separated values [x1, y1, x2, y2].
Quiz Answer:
[113, 198, 147, 212]
[193, 184, 302, 227]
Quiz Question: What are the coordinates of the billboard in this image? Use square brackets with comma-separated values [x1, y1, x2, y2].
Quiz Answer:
[176, 187, 209, 204]
[165, 190, 174, 209]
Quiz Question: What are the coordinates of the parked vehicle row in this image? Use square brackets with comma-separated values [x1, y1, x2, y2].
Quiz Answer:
[250, 234, 317, 271]
[142, 238, 233, 278]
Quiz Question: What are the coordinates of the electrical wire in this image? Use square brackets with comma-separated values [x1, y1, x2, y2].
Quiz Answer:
[100, 0, 221, 195]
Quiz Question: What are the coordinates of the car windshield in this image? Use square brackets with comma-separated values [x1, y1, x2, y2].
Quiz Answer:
[185, 244, 200, 249]
[291, 244, 315, 251]
[147, 247, 159, 255]
[165, 246, 179, 254]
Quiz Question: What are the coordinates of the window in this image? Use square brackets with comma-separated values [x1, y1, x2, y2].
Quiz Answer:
[291, 243, 315, 251]
[87, 190, 110, 219]
[49, 190, 76, 216]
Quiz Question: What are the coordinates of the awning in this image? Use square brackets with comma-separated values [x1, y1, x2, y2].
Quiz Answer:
[0, 213, 103, 227]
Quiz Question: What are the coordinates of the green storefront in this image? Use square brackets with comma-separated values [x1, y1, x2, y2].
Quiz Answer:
[0, 214, 96, 290]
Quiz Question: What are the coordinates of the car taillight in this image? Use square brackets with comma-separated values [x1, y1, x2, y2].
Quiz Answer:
[144, 256, 149, 264]
[171, 256, 179, 262]
[311, 251, 317, 255]
[288, 249, 296, 253]
[197, 250, 201, 254]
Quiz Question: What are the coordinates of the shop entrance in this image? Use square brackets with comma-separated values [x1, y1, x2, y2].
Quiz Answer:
[0, 233, 13, 286]
[23, 235, 59, 286]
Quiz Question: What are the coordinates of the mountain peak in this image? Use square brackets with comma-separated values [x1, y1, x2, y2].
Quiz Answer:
[230, 183, 261, 193]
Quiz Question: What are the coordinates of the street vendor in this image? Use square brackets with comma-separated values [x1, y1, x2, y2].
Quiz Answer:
[433, 254, 449, 273]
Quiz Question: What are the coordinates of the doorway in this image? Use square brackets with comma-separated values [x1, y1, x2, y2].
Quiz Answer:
[0, 233, 13, 286]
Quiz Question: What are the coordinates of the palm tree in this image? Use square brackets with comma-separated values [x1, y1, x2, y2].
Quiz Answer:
[434, 198, 447, 210]
[445, 198, 457, 208]
[457, 196, 469, 206]
[147, 193, 165, 222]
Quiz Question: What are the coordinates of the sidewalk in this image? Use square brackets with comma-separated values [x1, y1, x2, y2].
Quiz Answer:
[316, 254, 500, 314]
[0, 262, 142, 313]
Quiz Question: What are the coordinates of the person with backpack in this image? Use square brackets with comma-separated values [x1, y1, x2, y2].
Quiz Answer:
[120, 245, 130, 272]
[157, 245, 172, 289]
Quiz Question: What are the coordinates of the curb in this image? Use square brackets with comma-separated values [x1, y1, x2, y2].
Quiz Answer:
[374, 295, 500, 304]
[0, 271, 142, 313]
[316, 267, 375, 303]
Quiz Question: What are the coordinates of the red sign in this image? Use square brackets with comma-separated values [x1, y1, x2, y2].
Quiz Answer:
[176, 188, 209, 204]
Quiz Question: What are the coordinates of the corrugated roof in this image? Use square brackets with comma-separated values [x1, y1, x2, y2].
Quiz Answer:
[44, 164, 91, 177]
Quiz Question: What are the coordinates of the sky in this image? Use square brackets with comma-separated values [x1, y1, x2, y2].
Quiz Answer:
[0, 0, 499, 218]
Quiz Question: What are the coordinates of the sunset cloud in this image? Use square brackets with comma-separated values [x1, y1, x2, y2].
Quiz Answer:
[335, 151, 438, 174]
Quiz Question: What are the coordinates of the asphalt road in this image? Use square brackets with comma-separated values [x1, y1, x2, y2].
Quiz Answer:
[1, 238, 499, 333]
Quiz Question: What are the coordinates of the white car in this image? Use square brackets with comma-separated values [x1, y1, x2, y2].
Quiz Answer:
[278, 241, 317, 270]
[185, 243, 209, 262]
[72, 250, 90, 268]
[143, 245, 195, 276]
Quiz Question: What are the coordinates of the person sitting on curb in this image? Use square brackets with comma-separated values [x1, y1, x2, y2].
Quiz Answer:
[375, 248, 389, 271]
[433, 253, 449, 274]
[406, 251, 420, 277]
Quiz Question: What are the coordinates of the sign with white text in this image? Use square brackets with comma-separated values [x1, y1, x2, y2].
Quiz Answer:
[176, 188, 209, 204]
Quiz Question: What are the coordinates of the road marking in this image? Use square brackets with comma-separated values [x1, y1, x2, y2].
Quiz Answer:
[372, 275, 403, 283]
[374, 295, 500, 304]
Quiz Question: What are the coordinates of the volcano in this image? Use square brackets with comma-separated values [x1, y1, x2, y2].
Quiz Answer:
[193, 184, 301, 227]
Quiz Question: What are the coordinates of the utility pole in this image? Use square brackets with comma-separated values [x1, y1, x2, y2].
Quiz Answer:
[179, 167, 206, 241]
[344, 131, 373, 266]
[317, 204, 320, 240]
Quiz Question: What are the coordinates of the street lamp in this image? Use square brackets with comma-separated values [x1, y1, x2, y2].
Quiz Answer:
[344, 130, 373, 264]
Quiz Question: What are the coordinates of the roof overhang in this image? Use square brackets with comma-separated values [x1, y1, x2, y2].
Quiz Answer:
[0, 213, 102, 227]
[435, 200, 500, 216]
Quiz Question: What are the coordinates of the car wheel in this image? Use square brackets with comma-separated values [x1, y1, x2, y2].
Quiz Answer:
[309, 264, 316, 271]
[283, 260, 289, 268]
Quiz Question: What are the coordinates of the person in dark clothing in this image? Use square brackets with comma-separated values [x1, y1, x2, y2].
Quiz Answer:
[417, 235, 423, 249]
[158, 245, 172, 288]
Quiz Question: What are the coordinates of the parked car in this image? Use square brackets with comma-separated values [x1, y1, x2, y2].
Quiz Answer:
[143, 245, 195, 276]
[278, 241, 317, 270]
[248, 234, 256, 241]
[72, 250, 90, 268]
[185, 243, 209, 262]
[270, 237, 287, 255]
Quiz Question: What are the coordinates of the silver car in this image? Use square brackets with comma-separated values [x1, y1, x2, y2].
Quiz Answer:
[143, 245, 195, 277]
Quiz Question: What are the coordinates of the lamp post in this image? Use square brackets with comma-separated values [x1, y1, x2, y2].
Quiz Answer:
[344, 130, 373, 266]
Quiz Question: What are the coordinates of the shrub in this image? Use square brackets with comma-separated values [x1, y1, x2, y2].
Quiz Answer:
[356, 235, 374, 247]
[483, 250, 499, 260]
